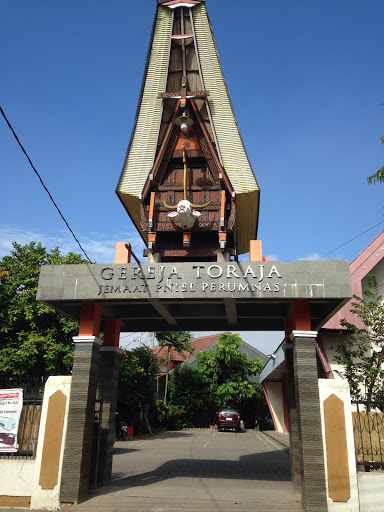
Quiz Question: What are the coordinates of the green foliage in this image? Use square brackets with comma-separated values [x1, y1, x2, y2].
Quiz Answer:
[119, 346, 159, 407]
[334, 275, 384, 404]
[367, 167, 384, 185]
[155, 331, 194, 358]
[367, 100, 384, 185]
[0, 242, 87, 376]
[196, 332, 264, 406]
[168, 365, 211, 427]
[155, 331, 194, 403]
[154, 400, 180, 430]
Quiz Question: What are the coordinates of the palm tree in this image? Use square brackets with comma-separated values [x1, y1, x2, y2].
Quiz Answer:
[155, 331, 194, 404]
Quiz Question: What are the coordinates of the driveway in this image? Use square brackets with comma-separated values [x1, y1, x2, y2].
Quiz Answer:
[75, 429, 303, 512]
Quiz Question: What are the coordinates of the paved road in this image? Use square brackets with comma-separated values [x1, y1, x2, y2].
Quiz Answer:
[0, 430, 302, 512]
[76, 429, 303, 512]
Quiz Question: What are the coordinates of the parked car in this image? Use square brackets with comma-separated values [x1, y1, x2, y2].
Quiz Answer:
[217, 406, 240, 432]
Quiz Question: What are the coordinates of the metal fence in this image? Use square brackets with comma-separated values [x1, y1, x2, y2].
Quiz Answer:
[352, 400, 384, 471]
[0, 376, 47, 459]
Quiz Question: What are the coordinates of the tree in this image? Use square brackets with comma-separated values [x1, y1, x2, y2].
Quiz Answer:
[118, 346, 159, 433]
[196, 332, 264, 407]
[168, 364, 211, 427]
[0, 242, 87, 376]
[334, 275, 384, 405]
[367, 100, 384, 185]
[154, 331, 194, 404]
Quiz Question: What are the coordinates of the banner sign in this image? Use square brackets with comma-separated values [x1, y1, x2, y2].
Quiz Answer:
[0, 389, 23, 452]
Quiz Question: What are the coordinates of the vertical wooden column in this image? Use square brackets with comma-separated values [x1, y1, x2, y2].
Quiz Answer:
[291, 325, 328, 511]
[60, 301, 102, 504]
[96, 317, 123, 487]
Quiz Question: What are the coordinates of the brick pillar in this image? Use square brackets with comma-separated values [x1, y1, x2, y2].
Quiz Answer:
[96, 317, 122, 487]
[284, 342, 301, 490]
[291, 330, 328, 512]
[96, 346, 123, 486]
[60, 336, 102, 504]
[60, 301, 102, 504]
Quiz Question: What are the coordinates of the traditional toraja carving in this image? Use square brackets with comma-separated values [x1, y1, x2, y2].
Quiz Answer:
[116, 1, 260, 259]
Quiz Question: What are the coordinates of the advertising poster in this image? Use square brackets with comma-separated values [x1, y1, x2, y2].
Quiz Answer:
[0, 389, 23, 453]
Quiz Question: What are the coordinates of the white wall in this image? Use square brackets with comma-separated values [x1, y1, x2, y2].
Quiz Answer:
[0, 459, 35, 497]
[264, 382, 285, 433]
[357, 472, 384, 512]
[318, 379, 359, 512]
[30, 376, 71, 511]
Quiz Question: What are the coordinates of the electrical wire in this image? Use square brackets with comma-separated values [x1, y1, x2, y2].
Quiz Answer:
[2, 106, 382, 267]
[0, 105, 92, 263]
[316, 221, 384, 260]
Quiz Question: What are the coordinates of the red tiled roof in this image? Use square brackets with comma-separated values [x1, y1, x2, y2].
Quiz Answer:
[154, 333, 221, 362]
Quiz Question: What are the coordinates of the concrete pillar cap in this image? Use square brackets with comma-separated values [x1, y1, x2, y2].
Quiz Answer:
[289, 330, 318, 341]
[72, 336, 103, 345]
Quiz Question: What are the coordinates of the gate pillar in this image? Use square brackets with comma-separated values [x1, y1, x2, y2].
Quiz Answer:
[96, 317, 123, 487]
[291, 329, 328, 512]
[60, 301, 102, 504]
[284, 316, 301, 489]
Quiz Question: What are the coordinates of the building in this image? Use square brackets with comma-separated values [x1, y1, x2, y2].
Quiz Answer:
[261, 230, 384, 433]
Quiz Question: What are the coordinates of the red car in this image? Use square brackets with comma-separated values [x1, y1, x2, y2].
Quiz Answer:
[0, 432, 16, 446]
[217, 406, 240, 432]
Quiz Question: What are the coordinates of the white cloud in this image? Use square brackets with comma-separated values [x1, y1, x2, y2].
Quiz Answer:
[297, 252, 322, 261]
[266, 253, 279, 261]
[0, 224, 146, 263]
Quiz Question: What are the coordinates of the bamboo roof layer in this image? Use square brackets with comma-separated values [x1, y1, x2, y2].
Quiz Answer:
[116, 3, 260, 255]
[192, 3, 259, 254]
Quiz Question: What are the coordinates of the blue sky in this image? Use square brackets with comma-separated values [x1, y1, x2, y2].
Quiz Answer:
[1, 0, 383, 353]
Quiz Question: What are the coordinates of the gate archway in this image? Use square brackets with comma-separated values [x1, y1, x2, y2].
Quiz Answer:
[37, 245, 352, 511]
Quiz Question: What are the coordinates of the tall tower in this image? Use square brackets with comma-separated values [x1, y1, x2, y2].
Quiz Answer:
[116, 0, 260, 262]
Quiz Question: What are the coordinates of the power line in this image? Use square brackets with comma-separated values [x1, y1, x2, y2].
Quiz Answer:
[0, 105, 92, 263]
[317, 221, 384, 260]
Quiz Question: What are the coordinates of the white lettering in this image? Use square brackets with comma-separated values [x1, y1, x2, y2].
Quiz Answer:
[242, 265, 256, 278]
[132, 267, 144, 280]
[207, 265, 223, 278]
[146, 266, 155, 279]
[193, 265, 205, 279]
[267, 265, 282, 279]
[227, 265, 240, 278]
[158, 266, 165, 283]
[202, 283, 208, 291]
[264, 284, 272, 292]
[168, 266, 181, 279]
[274, 283, 280, 292]
[118, 267, 126, 280]
[101, 267, 114, 280]
[239, 283, 249, 292]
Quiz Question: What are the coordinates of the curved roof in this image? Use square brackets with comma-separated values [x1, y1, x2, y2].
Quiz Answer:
[116, 3, 260, 255]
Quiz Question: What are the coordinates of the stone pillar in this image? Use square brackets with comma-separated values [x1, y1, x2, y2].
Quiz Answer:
[96, 347, 123, 486]
[291, 330, 328, 512]
[96, 317, 122, 487]
[284, 342, 301, 490]
[60, 336, 102, 504]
